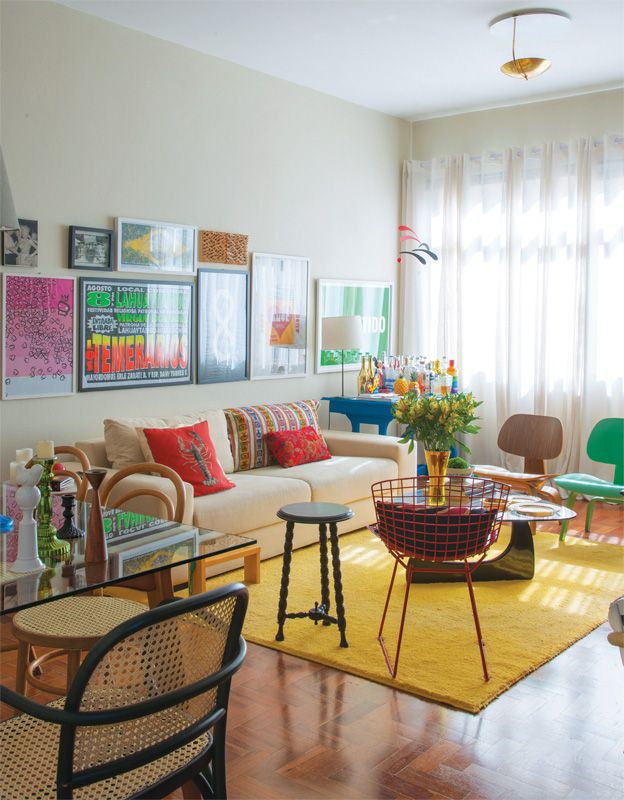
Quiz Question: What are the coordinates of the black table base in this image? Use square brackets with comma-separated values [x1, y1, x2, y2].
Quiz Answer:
[276, 502, 353, 648]
[408, 520, 535, 583]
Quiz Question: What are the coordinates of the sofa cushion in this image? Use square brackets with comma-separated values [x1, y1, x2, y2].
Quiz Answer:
[142, 421, 235, 497]
[265, 426, 331, 468]
[251, 455, 398, 504]
[192, 472, 311, 534]
[104, 409, 233, 473]
[223, 400, 322, 471]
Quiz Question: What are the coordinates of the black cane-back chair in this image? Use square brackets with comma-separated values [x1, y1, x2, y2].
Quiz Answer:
[0, 583, 248, 800]
[370, 477, 509, 681]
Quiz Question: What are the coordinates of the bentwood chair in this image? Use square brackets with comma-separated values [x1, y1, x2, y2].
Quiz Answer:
[474, 413, 564, 503]
[12, 462, 187, 695]
[555, 418, 624, 540]
[0, 584, 248, 800]
[370, 477, 509, 681]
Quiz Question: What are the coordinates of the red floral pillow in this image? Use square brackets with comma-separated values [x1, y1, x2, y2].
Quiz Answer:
[142, 421, 235, 497]
[265, 426, 331, 469]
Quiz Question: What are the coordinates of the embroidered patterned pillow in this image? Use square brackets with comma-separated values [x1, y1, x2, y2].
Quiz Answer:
[141, 421, 235, 497]
[223, 400, 323, 471]
[265, 426, 331, 468]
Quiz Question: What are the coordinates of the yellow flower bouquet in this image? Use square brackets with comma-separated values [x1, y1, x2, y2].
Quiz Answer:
[392, 392, 482, 454]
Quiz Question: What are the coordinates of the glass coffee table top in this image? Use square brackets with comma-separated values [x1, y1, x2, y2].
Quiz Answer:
[0, 494, 255, 614]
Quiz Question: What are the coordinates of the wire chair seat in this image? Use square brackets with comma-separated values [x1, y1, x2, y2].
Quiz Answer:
[370, 476, 509, 680]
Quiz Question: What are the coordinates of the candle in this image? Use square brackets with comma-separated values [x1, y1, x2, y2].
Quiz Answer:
[9, 461, 24, 483]
[36, 440, 55, 459]
[15, 448, 33, 463]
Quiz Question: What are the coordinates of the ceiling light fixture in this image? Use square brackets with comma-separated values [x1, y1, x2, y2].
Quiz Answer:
[489, 8, 571, 81]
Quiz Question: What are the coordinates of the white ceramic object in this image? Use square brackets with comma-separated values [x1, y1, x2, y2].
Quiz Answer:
[11, 462, 45, 573]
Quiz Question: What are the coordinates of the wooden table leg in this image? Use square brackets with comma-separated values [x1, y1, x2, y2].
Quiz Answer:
[243, 546, 261, 584]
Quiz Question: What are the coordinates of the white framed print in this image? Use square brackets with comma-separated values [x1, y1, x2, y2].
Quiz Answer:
[116, 217, 196, 275]
[316, 279, 392, 373]
[250, 253, 309, 380]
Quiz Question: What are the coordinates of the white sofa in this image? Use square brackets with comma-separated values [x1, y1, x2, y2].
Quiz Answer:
[76, 406, 414, 568]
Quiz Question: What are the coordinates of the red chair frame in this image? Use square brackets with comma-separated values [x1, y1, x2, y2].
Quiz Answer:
[370, 476, 509, 681]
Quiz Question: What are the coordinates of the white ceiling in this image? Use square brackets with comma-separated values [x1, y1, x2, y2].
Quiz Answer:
[56, 0, 624, 120]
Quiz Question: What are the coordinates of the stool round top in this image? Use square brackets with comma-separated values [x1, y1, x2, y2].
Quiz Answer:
[277, 502, 354, 524]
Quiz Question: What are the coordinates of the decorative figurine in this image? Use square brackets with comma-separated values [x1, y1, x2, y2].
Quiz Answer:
[57, 493, 84, 539]
[11, 463, 45, 573]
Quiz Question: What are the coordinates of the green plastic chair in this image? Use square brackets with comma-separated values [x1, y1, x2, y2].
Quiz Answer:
[555, 418, 624, 540]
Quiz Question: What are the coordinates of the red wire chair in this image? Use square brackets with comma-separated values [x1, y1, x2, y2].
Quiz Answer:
[370, 476, 510, 681]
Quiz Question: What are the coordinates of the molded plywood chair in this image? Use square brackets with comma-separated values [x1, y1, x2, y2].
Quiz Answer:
[555, 418, 624, 541]
[0, 584, 248, 800]
[12, 462, 187, 695]
[474, 413, 564, 503]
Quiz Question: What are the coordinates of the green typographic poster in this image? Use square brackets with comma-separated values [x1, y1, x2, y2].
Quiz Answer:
[316, 280, 392, 372]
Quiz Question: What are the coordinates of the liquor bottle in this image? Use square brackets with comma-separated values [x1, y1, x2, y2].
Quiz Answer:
[357, 355, 367, 395]
[448, 358, 459, 394]
[365, 355, 374, 393]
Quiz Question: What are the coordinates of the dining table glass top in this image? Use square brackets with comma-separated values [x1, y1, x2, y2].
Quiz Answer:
[0, 491, 254, 614]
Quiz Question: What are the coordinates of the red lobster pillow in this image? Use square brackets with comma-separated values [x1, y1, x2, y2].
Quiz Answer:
[265, 426, 331, 468]
[142, 421, 235, 497]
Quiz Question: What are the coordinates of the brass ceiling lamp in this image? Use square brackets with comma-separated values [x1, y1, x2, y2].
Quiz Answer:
[489, 9, 571, 81]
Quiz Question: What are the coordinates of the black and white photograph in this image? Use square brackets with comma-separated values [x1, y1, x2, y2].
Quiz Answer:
[3, 218, 38, 267]
[68, 225, 114, 270]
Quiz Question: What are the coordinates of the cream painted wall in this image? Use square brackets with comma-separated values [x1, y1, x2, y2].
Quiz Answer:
[411, 89, 624, 158]
[0, 0, 409, 477]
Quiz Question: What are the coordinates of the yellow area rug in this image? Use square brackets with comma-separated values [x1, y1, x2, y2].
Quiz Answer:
[205, 528, 624, 713]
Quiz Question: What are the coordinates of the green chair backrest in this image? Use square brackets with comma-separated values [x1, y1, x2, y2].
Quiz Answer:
[587, 418, 624, 485]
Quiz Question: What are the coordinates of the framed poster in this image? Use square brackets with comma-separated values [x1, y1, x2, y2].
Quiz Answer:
[68, 226, 114, 270]
[78, 277, 194, 391]
[197, 268, 248, 384]
[316, 279, 392, 373]
[250, 253, 309, 380]
[1, 274, 75, 399]
[116, 217, 196, 275]
[3, 219, 38, 267]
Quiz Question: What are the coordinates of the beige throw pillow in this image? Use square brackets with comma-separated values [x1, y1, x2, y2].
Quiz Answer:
[103, 417, 168, 470]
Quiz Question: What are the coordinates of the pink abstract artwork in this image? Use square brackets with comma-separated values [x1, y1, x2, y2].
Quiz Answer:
[2, 275, 74, 399]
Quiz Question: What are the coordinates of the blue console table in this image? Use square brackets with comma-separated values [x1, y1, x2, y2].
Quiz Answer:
[323, 396, 397, 435]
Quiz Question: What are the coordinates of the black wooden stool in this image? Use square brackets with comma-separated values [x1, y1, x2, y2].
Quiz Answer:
[275, 501, 353, 648]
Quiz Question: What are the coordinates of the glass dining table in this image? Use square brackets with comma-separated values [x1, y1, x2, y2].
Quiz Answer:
[0, 493, 258, 616]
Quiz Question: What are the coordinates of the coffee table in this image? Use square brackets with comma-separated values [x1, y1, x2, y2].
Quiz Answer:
[0, 498, 259, 615]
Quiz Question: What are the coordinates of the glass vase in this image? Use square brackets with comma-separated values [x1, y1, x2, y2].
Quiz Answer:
[424, 450, 450, 507]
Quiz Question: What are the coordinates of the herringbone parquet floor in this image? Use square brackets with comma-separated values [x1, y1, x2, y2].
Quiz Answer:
[1, 499, 622, 799]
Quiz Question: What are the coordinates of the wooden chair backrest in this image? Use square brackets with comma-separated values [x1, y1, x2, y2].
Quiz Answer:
[100, 463, 186, 523]
[497, 414, 563, 474]
[54, 445, 91, 502]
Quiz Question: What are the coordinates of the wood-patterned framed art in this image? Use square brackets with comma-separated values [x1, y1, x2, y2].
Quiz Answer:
[250, 253, 309, 380]
[78, 277, 194, 391]
[1, 274, 75, 399]
[116, 217, 196, 275]
[197, 268, 249, 384]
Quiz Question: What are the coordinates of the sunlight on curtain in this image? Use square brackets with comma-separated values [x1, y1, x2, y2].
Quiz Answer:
[401, 135, 624, 476]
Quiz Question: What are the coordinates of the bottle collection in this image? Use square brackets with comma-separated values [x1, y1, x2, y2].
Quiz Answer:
[357, 354, 459, 397]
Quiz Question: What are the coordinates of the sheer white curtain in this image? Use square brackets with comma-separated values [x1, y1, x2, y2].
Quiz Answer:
[400, 135, 624, 477]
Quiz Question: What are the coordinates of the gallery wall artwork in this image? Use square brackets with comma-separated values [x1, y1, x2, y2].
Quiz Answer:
[1, 274, 75, 399]
[116, 218, 196, 275]
[79, 277, 194, 391]
[250, 253, 309, 380]
[197, 268, 248, 384]
[68, 226, 114, 270]
[316, 279, 392, 372]
[2, 219, 38, 267]
[198, 230, 248, 266]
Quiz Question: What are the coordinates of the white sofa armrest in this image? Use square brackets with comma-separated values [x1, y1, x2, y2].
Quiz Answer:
[322, 430, 416, 477]
[75, 438, 110, 468]
[104, 471, 195, 526]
